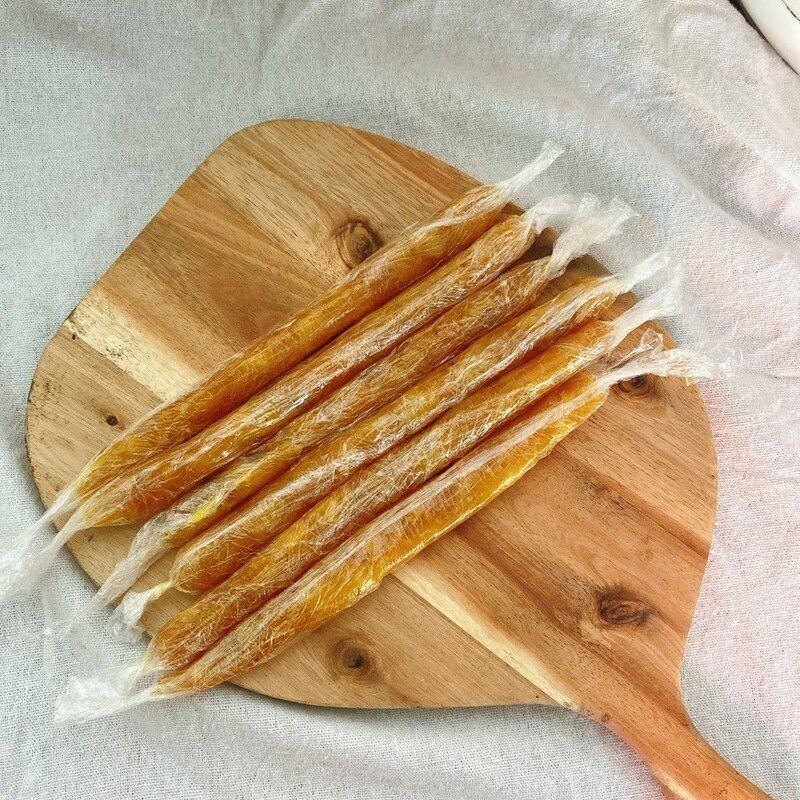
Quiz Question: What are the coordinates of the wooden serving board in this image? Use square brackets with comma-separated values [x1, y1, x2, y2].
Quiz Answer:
[25, 120, 770, 798]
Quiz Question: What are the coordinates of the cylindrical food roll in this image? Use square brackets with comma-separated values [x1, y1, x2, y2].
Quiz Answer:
[71, 199, 573, 532]
[74, 144, 564, 500]
[80, 198, 636, 620]
[53, 337, 720, 721]
[115, 263, 675, 654]
[5, 146, 562, 603]
[169, 258, 672, 595]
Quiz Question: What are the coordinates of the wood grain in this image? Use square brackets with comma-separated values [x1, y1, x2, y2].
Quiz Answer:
[25, 120, 771, 799]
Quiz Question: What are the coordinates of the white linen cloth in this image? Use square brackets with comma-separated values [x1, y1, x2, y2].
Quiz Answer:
[1, 1, 798, 797]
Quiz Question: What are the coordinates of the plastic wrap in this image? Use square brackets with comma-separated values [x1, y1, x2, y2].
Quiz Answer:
[137, 272, 675, 665]
[78, 196, 635, 624]
[171, 256, 673, 595]
[54, 334, 722, 721]
[73, 143, 564, 500]
[79, 198, 570, 526]
[112, 254, 670, 650]
[1, 148, 567, 601]
[125, 248, 661, 639]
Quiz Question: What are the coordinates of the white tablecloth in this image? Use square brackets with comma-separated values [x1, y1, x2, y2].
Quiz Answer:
[1, 2, 799, 797]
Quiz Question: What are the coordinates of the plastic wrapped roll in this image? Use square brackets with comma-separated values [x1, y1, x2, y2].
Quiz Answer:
[54, 337, 721, 720]
[80, 199, 636, 619]
[111, 259, 672, 652]
[1, 148, 569, 600]
[76, 198, 577, 528]
[134, 276, 674, 668]
[72, 143, 564, 501]
[167, 255, 670, 597]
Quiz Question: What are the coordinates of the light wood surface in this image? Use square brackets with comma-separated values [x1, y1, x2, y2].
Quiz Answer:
[25, 120, 771, 799]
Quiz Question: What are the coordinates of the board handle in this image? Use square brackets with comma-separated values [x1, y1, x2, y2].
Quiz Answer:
[614, 703, 774, 800]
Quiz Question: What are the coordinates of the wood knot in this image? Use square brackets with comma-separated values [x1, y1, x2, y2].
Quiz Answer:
[583, 475, 612, 501]
[334, 219, 383, 270]
[595, 588, 651, 628]
[613, 372, 670, 415]
[105, 414, 119, 426]
[331, 638, 378, 681]
[614, 373, 656, 400]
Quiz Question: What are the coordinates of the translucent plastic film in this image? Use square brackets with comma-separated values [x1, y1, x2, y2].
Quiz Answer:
[141, 289, 665, 671]
[80, 198, 636, 620]
[59, 378, 603, 719]
[69, 189, 572, 532]
[0, 148, 562, 598]
[153, 350, 586, 661]
[54, 334, 724, 721]
[158, 340, 720, 695]
[1, 151, 568, 602]
[69, 142, 563, 501]
[110, 256, 670, 655]
[152, 380, 605, 698]
[147, 251, 667, 611]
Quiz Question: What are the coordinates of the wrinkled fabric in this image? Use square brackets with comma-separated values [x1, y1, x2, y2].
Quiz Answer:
[0, 1, 799, 798]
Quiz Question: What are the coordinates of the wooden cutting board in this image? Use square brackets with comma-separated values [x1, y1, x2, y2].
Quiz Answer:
[25, 120, 770, 799]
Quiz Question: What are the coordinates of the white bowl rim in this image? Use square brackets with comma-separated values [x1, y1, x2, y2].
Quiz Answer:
[739, 0, 800, 73]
